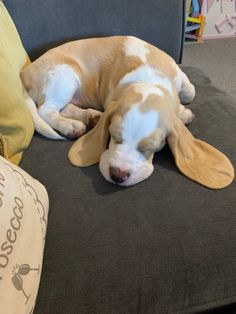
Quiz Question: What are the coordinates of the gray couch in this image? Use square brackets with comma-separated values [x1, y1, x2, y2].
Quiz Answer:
[5, 0, 236, 313]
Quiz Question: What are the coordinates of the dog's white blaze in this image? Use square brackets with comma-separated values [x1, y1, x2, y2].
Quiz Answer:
[119, 65, 173, 95]
[134, 84, 163, 100]
[122, 105, 158, 148]
[124, 36, 148, 63]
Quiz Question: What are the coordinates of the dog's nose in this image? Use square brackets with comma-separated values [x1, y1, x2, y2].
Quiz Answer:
[109, 166, 130, 184]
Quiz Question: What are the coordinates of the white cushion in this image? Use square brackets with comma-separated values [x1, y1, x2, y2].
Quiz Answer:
[0, 156, 49, 314]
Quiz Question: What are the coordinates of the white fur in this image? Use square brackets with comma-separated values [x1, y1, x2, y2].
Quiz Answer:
[42, 64, 80, 107]
[179, 71, 196, 104]
[99, 105, 158, 186]
[123, 36, 148, 63]
[173, 63, 183, 92]
[173, 65, 196, 104]
[122, 105, 158, 146]
[119, 65, 173, 95]
[25, 96, 65, 140]
[38, 64, 86, 137]
[178, 104, 194, 125]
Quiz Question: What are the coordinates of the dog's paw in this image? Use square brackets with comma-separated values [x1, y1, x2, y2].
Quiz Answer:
[86, 109, 103, 129]
[179, 84, 196, 105]
[178, 105, 194, 125]
[60, 120, 87, 139]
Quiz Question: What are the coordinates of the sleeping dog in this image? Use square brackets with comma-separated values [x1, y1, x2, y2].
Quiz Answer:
[21, 36, 233, 188]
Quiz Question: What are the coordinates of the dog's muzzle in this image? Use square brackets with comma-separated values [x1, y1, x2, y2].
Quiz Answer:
[109, 166, 130, 184]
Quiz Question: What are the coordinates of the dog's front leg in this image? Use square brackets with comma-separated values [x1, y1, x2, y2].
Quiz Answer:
[38, 101, 87, 139]
[60, 104, 103, 129]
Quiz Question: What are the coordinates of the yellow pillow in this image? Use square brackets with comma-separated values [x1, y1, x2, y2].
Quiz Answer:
[0, 2, 34, 165]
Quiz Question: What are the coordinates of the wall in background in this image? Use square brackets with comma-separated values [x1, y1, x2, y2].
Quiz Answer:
[202, 0, 236, 38]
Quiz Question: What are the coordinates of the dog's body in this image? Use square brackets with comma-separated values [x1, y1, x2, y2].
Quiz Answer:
[21, 36, 196, 186]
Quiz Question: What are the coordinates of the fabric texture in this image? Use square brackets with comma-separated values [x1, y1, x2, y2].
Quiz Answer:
[4, 0, 184, 63]
[20, 67, 236, 314]
[0, 156, 49, 314]
[0, 2, 34, 165]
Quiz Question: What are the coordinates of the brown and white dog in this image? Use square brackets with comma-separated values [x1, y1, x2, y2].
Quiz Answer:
[22, 36, 222, 187]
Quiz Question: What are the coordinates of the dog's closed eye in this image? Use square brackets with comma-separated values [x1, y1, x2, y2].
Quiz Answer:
[112, 137, 123, 145]
[109, 115, 123, 145]
[138, 129, 166, 153]
[137, 138, 156, 159]
[138, 138, 156, 152]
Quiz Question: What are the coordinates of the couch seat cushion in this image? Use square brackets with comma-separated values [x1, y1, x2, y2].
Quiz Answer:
[20, 67, 236, 314]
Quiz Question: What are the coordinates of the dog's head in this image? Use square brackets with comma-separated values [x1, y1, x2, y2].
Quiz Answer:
[69, 83, 176, 186]
[99, 83, 176, 186]
[69, 83, 234, 189]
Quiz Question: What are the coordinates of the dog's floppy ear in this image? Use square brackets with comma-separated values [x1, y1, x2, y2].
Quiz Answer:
[68, 102, 118, 167]
[167, 118, 234, 189]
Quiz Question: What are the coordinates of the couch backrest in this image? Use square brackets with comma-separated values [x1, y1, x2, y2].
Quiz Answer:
[4, 0, 185, 63]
